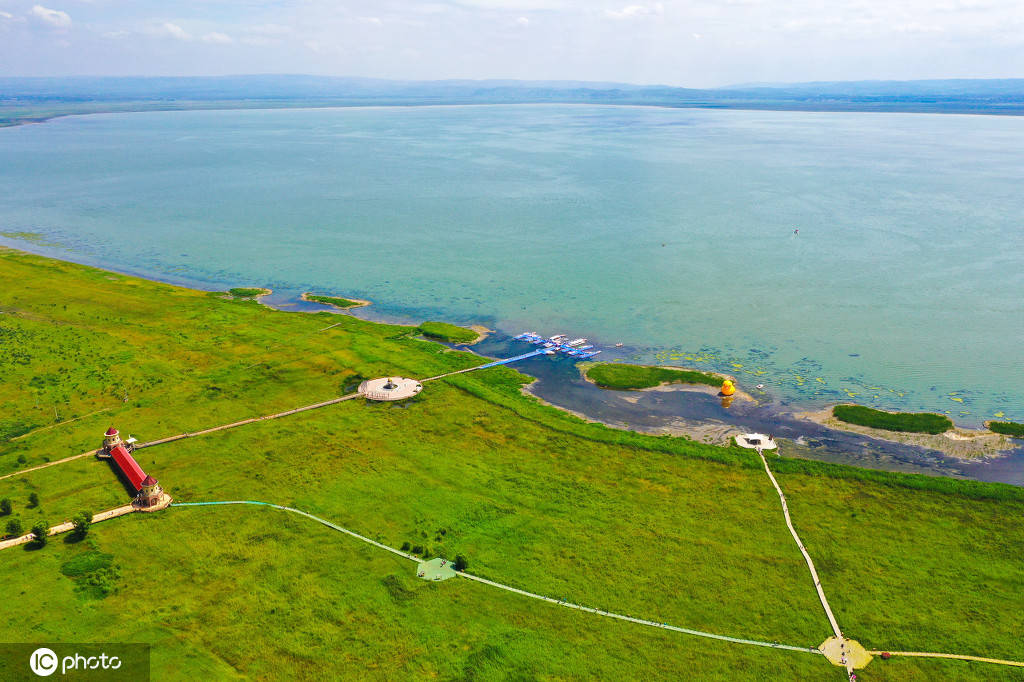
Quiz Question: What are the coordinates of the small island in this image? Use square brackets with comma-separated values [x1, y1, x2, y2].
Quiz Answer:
[988, 420, 1024, 438]
[417, 321, 487, 345]
[797, 404, 1013, 459]
[582, 363, 727, 390]
[302, 292, 371, 310]
[227, 287, 272, 299]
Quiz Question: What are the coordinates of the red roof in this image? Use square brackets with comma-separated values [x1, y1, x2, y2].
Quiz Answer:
[140, 474, 157, 486]
[105, 426, 119, 436]
[110, 443, 147, 492]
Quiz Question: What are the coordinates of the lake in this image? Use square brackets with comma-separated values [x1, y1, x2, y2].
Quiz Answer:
[1, 104, 1022, 425]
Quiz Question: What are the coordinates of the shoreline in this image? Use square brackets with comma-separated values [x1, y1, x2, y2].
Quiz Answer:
[578, 362, 758, 404]
[795, 406, 1014, 460]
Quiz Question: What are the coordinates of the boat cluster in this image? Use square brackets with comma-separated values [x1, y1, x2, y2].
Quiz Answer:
[513, 332, 602, 359]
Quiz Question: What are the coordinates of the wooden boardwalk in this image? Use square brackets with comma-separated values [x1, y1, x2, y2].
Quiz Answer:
[0, 504, 136, 552]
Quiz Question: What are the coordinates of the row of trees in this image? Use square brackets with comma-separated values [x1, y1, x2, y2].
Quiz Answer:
[2, 510, 92, 544]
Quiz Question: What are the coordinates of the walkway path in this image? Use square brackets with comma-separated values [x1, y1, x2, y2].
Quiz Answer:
[755, 446, 842, 640]
[0, 504, 136, 551]
[868, 650, 1024, 668]
[171, 500, 822, 657]
[0, 448, 100, 482]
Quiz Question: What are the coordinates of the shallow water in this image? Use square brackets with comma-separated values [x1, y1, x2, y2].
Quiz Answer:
[1, 104, 1022, 426]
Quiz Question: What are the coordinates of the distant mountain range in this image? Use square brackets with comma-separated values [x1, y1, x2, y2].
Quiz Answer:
[2, 75, 1023, 123]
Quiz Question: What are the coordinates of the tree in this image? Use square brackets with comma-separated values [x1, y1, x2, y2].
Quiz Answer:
[4, 518, 22, 538]
[454, 555, 469, 572]
[72, 511, 92, 538]
[0, 498, 11, 516]
[30, 521, 49, 546]
[27, 492, 39, 508]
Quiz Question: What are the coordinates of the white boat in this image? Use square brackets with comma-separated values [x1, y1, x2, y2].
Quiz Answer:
[567, 338, 588, 347]
[549, 334, 568, 341]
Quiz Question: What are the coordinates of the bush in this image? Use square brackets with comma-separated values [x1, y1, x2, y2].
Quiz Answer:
[27, 492, 39, 508]
[454, 555, 469, 572]
[418, 321, 478, 344]
[5, 517, 22, 537]
[412, 545, 424, 555]
[0, 498, 11, 516]
[833, 405, 953, 434]
[988, 421, 1024, 438]
[400, 541, 411, 551]
[30, 521, 48, 545]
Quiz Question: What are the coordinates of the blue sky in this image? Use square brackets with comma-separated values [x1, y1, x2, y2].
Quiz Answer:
[1, 0, 1022, 87]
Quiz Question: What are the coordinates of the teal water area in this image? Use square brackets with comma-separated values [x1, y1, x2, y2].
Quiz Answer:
[1, 105, 1022, 425]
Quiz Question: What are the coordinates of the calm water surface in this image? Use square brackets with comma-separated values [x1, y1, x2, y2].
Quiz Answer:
[1, 105, 1022, 425]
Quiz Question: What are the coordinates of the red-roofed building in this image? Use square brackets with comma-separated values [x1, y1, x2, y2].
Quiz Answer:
[110, 443, 147, 492]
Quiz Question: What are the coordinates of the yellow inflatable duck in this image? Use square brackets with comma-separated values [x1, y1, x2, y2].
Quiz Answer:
[721, 379, 736, 396]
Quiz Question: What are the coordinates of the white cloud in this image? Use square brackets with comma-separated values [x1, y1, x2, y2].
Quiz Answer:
[0, 10, 15, 20]
[161, 22, 191, 41]
[515, 16, 530, 26]
[359, 16, 383, 26]
[605, 3, 663, 20]
[202, 31, 233, 44]
[30, 5, 71, 29]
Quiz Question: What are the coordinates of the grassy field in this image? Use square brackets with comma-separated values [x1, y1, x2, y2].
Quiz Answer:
[832, 405, 953, 435]
[1, 247, 1022, 680]
[584, 362, 723, 390]
[988, 421, 1024, 438]
[418, 321, 478, 344]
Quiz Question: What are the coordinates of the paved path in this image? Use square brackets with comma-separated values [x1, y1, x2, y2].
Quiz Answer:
[171, 500, 822, 657]
[868, 650, 1024, 668]
[0, 448, 101, 482]
[755, 446, 843, 641]
[0, 504, 136, 551]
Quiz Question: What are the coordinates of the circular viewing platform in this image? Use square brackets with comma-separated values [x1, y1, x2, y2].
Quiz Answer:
[358, 377, 423, 401]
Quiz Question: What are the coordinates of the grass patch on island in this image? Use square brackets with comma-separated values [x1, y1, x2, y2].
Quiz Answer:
[584, 362, 722, 390]
[988, 421, 1024, 438]
[304, 294, 362, 309]
[418, 321, 478, 344]
[833, 405, 953, 434]
[227, 287, 268, 298]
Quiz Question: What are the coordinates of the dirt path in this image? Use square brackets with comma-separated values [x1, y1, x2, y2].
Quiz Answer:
[0, 503, 136, 551]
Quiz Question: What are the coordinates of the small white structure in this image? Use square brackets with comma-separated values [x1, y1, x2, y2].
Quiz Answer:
[358, 377, 423, 401]
[736, 433, 778, 450]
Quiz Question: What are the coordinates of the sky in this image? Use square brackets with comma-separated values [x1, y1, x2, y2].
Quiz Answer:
[0, 0, 1022, 87]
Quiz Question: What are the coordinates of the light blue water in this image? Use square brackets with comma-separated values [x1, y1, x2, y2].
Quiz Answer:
[1, 105, 1022, 425]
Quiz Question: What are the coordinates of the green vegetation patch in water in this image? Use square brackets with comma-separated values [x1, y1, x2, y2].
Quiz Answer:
[833, 405, 953, 434]
[585, 363, 721, 390]
[418, 321, 477, 344]
[305, 294, 361, 309]
[227, 288, 267, 299]
[988, 421, 1024, 438]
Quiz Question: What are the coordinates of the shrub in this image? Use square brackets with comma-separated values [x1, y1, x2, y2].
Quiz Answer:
[412, 545, 424, 555]
[988, 421, 1024, 438]
[454, 555, 469, 572]
[833, 405, 952, 434]
[5, 517, 22, 537]
[400, 541, 411, 551]
[27, 492, 39, 508]
[0, 498, 11, 516]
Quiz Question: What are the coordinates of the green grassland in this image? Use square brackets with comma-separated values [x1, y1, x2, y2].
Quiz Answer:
[584, 362, 723, 390]
[417, 320, 478, 344]
[1, 247, 1023, 680]
[988, 421, 1024, 438]
[832, 405, 954, 435]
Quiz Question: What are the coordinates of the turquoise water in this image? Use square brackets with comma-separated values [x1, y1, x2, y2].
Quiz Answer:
[1, 105, 1022, 425]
